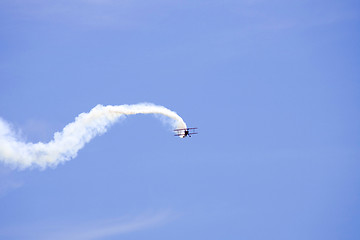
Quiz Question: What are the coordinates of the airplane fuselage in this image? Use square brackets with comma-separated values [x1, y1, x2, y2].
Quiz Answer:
[184, 130, 189, 137]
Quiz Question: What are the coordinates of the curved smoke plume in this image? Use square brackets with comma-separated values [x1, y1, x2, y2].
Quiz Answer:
[0, 103, 187, 169]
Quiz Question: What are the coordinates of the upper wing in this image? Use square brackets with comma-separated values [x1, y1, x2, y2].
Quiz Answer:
[174, 127, 198, 131]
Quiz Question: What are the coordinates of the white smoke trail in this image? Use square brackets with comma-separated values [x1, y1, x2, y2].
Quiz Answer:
[0, 103, 187, 170]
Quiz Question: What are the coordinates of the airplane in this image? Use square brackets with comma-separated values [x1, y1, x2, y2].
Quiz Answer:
[174, 128, 198, 138]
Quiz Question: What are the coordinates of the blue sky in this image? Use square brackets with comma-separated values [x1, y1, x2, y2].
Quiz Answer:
[0, 0, 360, 239]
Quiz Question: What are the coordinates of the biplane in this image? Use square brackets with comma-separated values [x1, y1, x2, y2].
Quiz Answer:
[174, 128, 198, 138]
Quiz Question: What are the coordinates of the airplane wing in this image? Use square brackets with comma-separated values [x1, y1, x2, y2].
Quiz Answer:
[174, 128, 198, 131]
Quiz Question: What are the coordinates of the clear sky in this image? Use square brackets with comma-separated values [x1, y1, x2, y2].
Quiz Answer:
[0, 0, 359, 239]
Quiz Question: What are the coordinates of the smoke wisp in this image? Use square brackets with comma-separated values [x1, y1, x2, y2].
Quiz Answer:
[0, 103, 187, 169]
